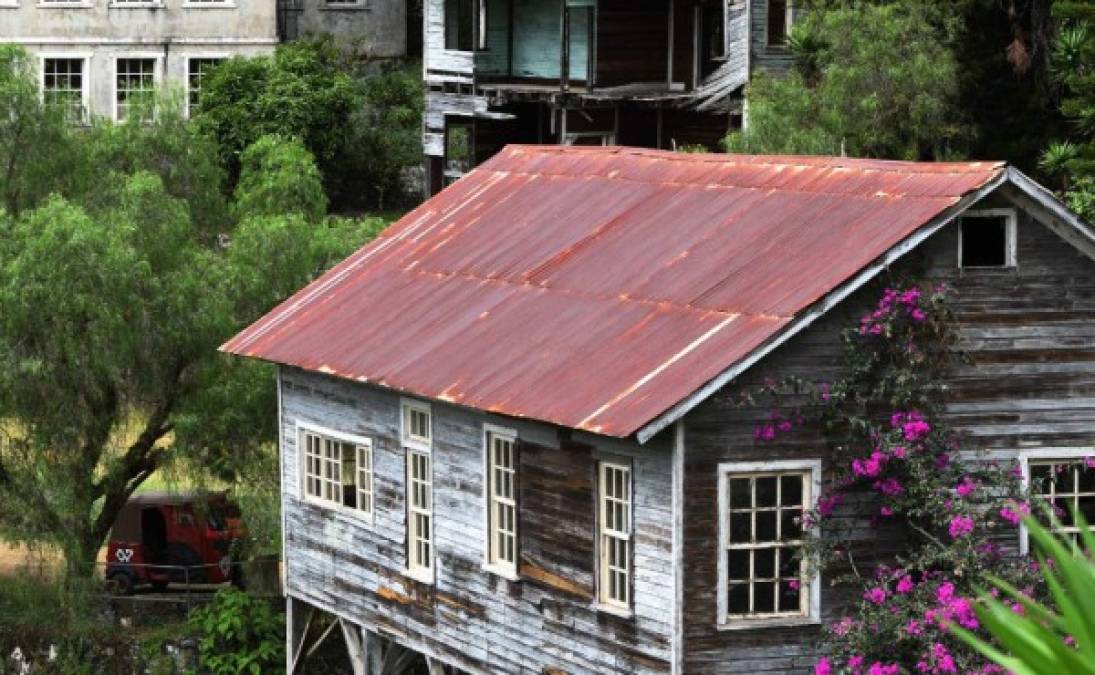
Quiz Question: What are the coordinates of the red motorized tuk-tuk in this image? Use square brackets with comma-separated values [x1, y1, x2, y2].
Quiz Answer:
[105, 491, 247, 594]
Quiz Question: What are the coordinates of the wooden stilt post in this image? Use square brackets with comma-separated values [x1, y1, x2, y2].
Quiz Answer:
[339, 618, 367, 675]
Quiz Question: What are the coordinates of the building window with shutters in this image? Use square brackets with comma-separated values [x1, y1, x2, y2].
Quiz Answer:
[717, 460, 821, 629]
[298, 424, 374, 520]
[484, 425, 518, 578]
[402, 399, 434, 583]
[597, 460, 632, 614]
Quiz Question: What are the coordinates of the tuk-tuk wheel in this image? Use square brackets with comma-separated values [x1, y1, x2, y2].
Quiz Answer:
[106, 572, 134, 596]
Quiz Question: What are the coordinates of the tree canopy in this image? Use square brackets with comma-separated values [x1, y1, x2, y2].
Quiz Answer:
[0, 46, 386, 577]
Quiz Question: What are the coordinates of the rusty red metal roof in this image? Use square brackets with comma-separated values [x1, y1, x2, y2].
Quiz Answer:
[222, 145, 1006, 438]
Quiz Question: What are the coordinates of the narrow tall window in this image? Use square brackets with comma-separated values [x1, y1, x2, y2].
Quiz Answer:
[485, 427, 518, 575]
[187, 58, 221, 117]
[300, 427, 374, 516]
[402, 400, 433, 580]
[1029, 458, 1095, 547]
[718, 462, 820, 626]
[407, 450, 433, 576]
[115, 58, 156, 122]
[42, 58, 86, 124]
[767, 0, 790, 47]
[598, 461, 632, 611]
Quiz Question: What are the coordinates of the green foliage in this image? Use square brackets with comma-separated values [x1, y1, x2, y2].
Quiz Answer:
[727, 4, 966, 160]
[235, 134, 328, 221]
[0, 53, 389, 578]
[1042, 3, 1095, 193]
[952, 515, 1095, 674]
[0, 45, 80, 217]
[189, 588, 285, 675]
[195, 38, 422, 208]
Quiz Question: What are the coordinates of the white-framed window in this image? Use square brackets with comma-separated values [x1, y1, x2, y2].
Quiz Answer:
[110, 0, 160, 7]
[37, 0, 93, 6]
[1019, 448, 1095, 554]
[717, 459, 821, 629]
[186, 57, 222, 118]
[958, 208, 1018, 269]
[406, 449, 434, 581]
[298, 424, 374, 518]
[323, 0, 365, 7]
[597, 460, 632, 613]
[183, 0, 232, 6]
[484, 425, 518, 577]
[41, 56, 89, 125]
[401, 399, 432, 451]
[114, 57, 158, 122]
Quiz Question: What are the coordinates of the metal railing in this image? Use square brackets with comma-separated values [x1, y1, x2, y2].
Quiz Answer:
[94, 557, 283, 614]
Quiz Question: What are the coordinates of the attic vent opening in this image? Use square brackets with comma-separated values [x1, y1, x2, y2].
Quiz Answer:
[959, 209, 1017, 268]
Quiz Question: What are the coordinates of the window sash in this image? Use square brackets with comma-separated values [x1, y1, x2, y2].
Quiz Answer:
[1030, 459, 1095, 540]
[116, 58, 156, 121]
[43, 58, 86, 123]
[487, 431, 517, 571]
[598, 461, 632, 609]
[300, 429, 373, 516]
[402, 401, 432, 449]
[407, 449, 433, 573]
[721, 469, 811, 621]
[187, 58, 221, 115]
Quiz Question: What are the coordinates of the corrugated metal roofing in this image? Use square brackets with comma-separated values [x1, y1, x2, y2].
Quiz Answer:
[222, 145, 1006, 438]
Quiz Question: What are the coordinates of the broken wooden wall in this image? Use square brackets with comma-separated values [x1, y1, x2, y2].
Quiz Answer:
[680, 190, 1095, 673]
[280, 368, 675, 674]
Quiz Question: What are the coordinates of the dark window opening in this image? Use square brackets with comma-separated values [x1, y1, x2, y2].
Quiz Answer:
[767, 0, 788, 47]
[699, 2, 726, 78]
[445, 0, 475, 51]
[444, 120, 473, 186]
[960, 215, 1011, 268]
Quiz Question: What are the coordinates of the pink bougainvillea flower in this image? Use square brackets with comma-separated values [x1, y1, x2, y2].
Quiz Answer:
[1065, 635, 1077, 648]
[848, 655, 865, 671]
[896, 576, 915, 594]
[868, 664, 900, 675]
[864, 587, 888, 605]
[948, 515, 974, 538]
[956, 475, 978, 497]
[1000, 501, 1030, 525]
[906, 619, 922, 636]
[788, 579, 800, 590]
[814, 657, 832, 675]
[880, 506, 894, 517]
[818, 493, 844, 518]
[753, 424, 776, 442]
[1085, 456, 1095, 469]
[891, 445, 908, 459]
[910, 308, 927, 322]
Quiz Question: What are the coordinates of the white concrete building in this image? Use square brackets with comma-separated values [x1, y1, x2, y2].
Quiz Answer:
[1, 0, 279, 121]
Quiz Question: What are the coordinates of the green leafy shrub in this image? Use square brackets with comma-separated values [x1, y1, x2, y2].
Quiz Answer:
[189, 588, 284, 675]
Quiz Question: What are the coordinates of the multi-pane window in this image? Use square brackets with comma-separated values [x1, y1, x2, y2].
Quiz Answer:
[402, 400, 432, 450]
[42, 58, 87, 124]
[720, 467, 813, 623]
[407, 450, 433, 577]
[486, 428, 517, 574]
[187, 58, 221, 117]
[300, 428, 373, 516]
[598, 461, 632, 610]
[1029, 459, 1095, 546]
[402, 399, 433, 580]
[115, 58, 156, 122]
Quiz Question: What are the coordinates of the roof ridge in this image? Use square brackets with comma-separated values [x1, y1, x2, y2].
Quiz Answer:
[498, 144, 1007, 174]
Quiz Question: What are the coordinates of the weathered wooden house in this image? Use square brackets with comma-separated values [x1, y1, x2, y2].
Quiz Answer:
[422, 0, 798, 195]
[223, 145, 1095, 674]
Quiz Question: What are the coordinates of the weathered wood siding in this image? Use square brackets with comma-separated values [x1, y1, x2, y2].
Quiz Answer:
[749, 0, 796, 73]
[680, 191, 1095, 673]
[280, 368, 676, 673]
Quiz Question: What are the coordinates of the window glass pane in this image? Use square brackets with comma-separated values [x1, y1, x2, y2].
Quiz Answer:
[753, 548, 776, 579]
[780, 475, 803, 506]
[755, 511, 777, 541]
[1079, 464, 1095, 493]
[730, 512, 750, 542]
[729, 478, 751, 508]
[779, 581, 801, 612]
[753, 582, 776, 613]
[727, 583, 749, 614]
[755, 476, 778, 507]
[727, 549, 749, 580]
[781, 509, 802, 539]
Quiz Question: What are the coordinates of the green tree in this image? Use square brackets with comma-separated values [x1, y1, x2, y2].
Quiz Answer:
[727, 4, 966, 160]
[0, 58, 382, 579]
[0, 46, 80, 217]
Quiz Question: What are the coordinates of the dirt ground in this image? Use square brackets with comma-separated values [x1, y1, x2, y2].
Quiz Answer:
[0, 541, 108, 577]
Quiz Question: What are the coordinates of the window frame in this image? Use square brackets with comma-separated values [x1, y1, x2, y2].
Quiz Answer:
[1018, 447, 1095, 555]
[482, 424, 519, 579]
[596, 458, 634, 615]
[958, 208, 1018, 269]
[717, 459, 822, 630]
[405, 447, 435, 583]
[185, 55, 226, 119]
[39, 54, 91, 126]
[113, 55, 161, 123]
[320, 0, 366, 9]
[401, 398, 432, 452]
[295, 421, 375, 522]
